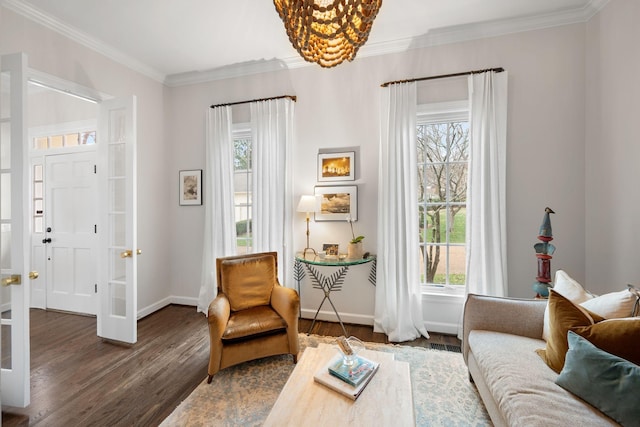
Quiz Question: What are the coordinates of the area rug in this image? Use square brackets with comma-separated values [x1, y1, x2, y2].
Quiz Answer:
[161, 334, 491, 426]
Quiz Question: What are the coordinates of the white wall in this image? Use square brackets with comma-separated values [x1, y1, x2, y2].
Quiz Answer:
[6, 1, 634, 334]
[167, 22, 591, 332]
[1, 7, 172, 315]
[585, 0, 640, 294]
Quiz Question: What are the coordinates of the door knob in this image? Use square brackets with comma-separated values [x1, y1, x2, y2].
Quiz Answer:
[121, 249, 142, 258]
[29, 271, 39, 280]
[42, 237, 52, 244]
[2, 275, 21, 287]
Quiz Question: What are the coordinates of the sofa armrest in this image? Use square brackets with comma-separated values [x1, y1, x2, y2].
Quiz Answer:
[462, 294, 546, 365]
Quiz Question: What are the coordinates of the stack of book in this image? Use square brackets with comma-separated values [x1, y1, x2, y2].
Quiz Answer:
[313, 354, 380, 400]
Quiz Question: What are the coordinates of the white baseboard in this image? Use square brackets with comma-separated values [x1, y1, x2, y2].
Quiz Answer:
[424, 320, 460, 335]
[136, 296, 198, 319]
[300, 308, 374, 326]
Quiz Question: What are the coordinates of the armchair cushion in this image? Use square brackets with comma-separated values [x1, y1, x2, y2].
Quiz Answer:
[222, 305, 287, 341]
[220, 254, 276, 311]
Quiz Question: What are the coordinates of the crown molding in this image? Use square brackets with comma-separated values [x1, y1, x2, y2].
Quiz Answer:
[4, 0, 610, 88]
[1, 0, 165, 83]
[355, 0, 611, 60]
[166, 0, 610, 87]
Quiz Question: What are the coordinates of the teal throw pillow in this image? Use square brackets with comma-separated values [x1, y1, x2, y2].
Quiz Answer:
[556, 331, 640, 426]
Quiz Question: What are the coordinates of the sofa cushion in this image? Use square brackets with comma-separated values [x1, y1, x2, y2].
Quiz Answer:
[537, 289, 599, 373]
[556, 331, 640, 426]
[220, 254, 276, 311]
[572, 317, 640, 365]
[554, 270, 594, 302]
[580, 290, 638, 318]
[543, 271, 637, 341]
[468, 330, 618, 426]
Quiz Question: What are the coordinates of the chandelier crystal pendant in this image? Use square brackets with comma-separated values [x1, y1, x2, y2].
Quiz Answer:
[273, 0, 383, 68]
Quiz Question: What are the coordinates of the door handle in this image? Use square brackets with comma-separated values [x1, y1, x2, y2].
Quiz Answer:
[29, 271, 39, 280]
[42, 237, 52, 244]
[120, 249, 142, 258]
[2, 275, 21, 287]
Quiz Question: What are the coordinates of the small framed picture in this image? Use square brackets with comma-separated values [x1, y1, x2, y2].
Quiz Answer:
[323, 244, 339, 256]
[179, 169, 202, 206]
[314, 185, 357, 221]
[318, 151, 355, 182]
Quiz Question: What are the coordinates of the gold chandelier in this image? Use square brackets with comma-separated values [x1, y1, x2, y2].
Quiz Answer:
[273, 0, 383, 68]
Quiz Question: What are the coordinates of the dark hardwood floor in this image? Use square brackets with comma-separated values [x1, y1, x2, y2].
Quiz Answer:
[2, 305, 459, 427]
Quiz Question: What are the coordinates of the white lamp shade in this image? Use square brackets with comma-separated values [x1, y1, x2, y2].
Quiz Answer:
[297, 195, 321, 213]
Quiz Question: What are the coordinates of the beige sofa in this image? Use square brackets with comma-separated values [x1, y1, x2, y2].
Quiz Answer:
[462, 294, 620, 427]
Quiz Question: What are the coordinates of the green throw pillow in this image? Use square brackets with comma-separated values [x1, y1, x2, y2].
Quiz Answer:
[556, 331, 640, 426]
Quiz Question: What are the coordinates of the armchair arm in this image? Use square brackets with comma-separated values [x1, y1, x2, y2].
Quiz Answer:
[207, 294, 231, 375]
[271, 285, 300, 355]
[462, 294, 546, 365]
[271, 285, 300, 324]
[208, 293, 231, 335]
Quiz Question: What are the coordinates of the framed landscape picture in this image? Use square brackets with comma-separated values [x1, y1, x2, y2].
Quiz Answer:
[179, 169, 202, 206]
[314, 185, 357, 221]
[318, 151, 355, 182]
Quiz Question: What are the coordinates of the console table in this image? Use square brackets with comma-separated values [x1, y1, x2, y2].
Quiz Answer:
[294, 254, 376, 336]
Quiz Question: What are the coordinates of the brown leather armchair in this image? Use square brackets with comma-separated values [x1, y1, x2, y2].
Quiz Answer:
[207, 252, 300, 382]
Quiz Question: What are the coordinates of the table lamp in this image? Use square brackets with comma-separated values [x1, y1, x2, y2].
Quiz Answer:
[297, 195, 321, 259]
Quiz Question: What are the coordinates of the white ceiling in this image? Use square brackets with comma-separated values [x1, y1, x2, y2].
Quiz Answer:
[3, 0, 606, 84]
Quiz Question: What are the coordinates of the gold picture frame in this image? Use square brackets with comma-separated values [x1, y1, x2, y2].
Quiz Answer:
[318, 151, 355, 182]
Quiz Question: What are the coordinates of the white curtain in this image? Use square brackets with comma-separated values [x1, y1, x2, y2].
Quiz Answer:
[465, 70, 509, 297]
[197, 106, 237, 314]
[250, 98, 295, 287]
[375, 82, 430, 342]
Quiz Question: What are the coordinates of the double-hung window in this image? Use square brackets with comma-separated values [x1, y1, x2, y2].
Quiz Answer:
[417, 101, 469, 292]
[233, 125, 252, 254]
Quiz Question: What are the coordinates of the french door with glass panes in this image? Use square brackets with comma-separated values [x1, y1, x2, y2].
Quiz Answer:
[1, 53, 33, 408]
[97, 96, 138, 344]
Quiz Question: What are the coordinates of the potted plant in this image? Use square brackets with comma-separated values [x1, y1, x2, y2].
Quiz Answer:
[346, 215, 364, 259]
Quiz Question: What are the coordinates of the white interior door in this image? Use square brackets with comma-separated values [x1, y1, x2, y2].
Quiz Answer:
[97, 96, 137, 344]
[45, 151, 97, 315]
[1, 53, 32, 407]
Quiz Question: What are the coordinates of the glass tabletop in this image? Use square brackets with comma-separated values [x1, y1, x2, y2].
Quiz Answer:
[295, 253, 375, 266]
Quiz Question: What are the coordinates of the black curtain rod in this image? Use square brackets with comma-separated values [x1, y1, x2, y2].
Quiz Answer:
[210, 95, 296, 109]
[380, 67, 504, 88]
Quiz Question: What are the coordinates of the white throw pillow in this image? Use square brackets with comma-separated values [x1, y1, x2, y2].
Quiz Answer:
[542, 270, 637, 341]
[581, 289, 637, 318]
[553, 270, 594, 304]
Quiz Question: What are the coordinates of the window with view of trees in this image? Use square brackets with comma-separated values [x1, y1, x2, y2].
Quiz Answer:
[233, 129, 252, 254]
[417, 103, 469, 288]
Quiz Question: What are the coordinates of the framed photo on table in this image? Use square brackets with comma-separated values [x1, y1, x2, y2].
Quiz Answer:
[318, 151, 355, 182]
[314, 185, 357, 221]
[179, 169, 202, 206]
[323, 244, 339, 256]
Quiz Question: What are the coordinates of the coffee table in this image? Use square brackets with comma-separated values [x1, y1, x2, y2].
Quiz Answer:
[263, 343, 415, 426]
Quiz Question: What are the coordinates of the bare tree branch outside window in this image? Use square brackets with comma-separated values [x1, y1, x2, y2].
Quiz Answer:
[417, 121, 469, 285]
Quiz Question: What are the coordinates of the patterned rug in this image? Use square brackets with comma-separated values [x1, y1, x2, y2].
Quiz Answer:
[161, 334, 491, 427]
